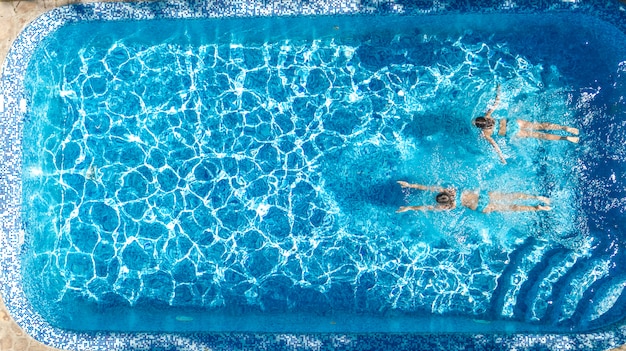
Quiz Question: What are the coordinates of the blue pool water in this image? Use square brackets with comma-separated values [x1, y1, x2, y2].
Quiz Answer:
[19, 12, 626, 334]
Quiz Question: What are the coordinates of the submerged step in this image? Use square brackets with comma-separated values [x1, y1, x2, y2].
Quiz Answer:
[554, 257, 612, 323]
[499, 241, 550, 318]
[582, 275, 626, 324]
[524, 250, 583, 322]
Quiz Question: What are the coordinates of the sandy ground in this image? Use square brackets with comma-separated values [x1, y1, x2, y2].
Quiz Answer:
[1, 1, 626, 350]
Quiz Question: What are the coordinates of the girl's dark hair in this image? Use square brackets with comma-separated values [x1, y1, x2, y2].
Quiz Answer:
[436, 192, 454, 205]
[473, 116, 495, 130]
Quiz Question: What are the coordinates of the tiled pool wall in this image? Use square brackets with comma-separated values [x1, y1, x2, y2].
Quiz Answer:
[1, 0, 626, 350]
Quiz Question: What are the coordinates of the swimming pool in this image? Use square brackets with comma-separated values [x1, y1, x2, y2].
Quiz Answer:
[3, 0, 626, 350]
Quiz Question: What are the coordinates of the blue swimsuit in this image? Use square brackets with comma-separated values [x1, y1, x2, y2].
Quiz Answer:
[476, 192, 490, 212]
[493, 118, 520, 137]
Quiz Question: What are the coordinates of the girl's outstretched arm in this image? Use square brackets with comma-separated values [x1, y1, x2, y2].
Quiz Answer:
[484, 84, 501, 119]
[483, 133, 507, 164]
[396, 205, 436, 213]
[397, 181, 446, 192]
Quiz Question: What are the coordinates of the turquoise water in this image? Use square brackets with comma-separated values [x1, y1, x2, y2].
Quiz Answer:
[20, 14, 626, 333]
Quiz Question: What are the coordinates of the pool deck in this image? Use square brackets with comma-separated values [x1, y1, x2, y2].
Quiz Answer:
[1, 1, 626, 351]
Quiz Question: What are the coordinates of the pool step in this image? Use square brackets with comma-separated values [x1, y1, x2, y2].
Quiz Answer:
[545, 254, 623, 328]
[550, 256, 611, 322]
[578, 274, 626, 327]
[489, 236, 549, 319]
[490, 237, 626, 329]
[513, 248, 580, 322]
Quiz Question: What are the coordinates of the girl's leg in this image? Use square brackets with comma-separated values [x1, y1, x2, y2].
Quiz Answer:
[517, 120, 579, 135]
[483, 204, 551, 213]
[516, 129, 579, 143]
[489, 192, 551, 205]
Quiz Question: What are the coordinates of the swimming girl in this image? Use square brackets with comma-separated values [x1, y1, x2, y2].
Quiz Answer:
[473, 85, 580, 164]
[396, 180, 551, 213]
